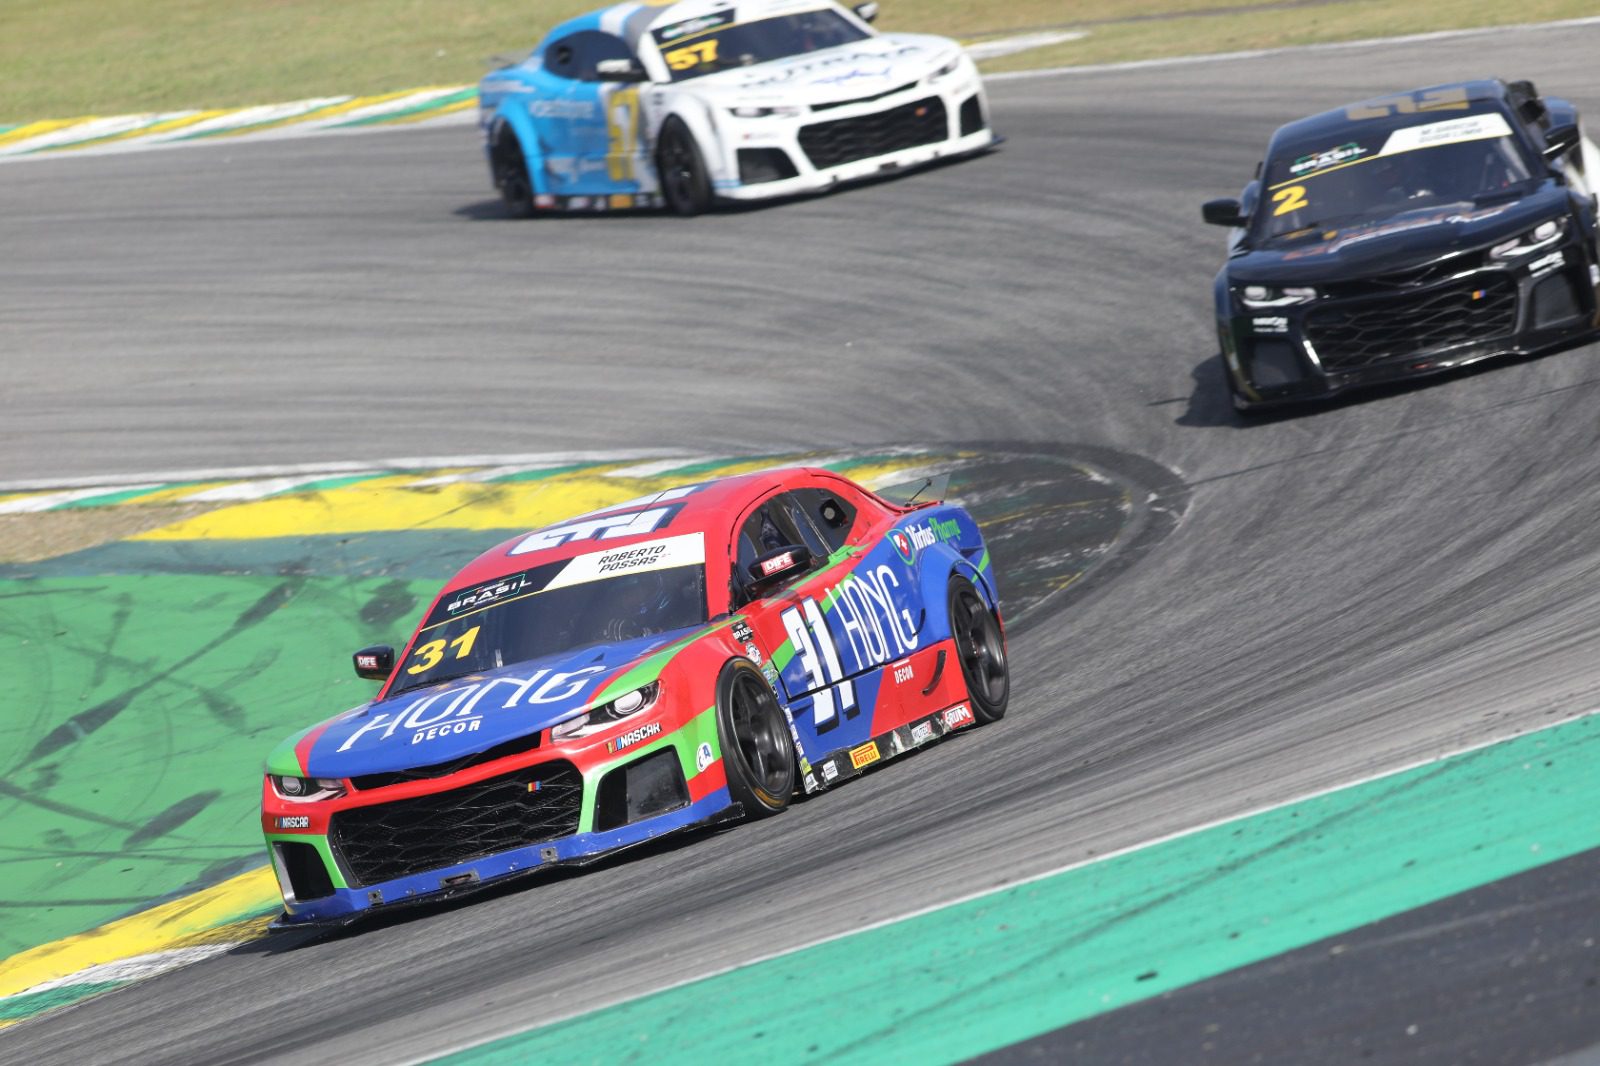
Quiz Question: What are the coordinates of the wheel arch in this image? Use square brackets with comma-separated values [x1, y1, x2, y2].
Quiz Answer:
[656, 101, 729, 185]
[909, 511, 1000, 643]
[487, 105, 549, 196]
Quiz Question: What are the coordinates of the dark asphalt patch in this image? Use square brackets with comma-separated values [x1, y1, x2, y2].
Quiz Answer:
[975, 845, 1600, 1066]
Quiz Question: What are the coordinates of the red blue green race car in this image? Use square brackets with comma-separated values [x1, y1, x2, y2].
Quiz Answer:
[262, 466, 1008, 923]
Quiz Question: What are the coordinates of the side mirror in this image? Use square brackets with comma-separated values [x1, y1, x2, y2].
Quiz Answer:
[1543, 122, 1581, 162]
[853, 2, 880, 23]
[746, 544, 812, 594]
[596, 58, 649, 83]
[1202, 197, 1247, 227]
[353, 645, 395, 681]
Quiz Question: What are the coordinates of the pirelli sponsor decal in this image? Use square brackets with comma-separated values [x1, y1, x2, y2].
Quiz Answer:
[849, 740, 880, 770]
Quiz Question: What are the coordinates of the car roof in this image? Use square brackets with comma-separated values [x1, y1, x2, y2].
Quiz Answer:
[443, 466, 850, 589]
[547, 0, 842, 51]
[1266, 79, 1510, 154]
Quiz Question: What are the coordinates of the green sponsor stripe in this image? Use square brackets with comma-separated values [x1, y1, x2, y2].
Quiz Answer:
[435, 712, 1600, 1065]
[592, 629, 710, 706]
[0, 981, 125, 1021]
[334, 88, 476, 127]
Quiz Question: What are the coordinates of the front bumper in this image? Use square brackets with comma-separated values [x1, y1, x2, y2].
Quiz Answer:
[710, 78, 995, 202]
[263, 707, 730, 925]
[1225, 248, 1599, 408]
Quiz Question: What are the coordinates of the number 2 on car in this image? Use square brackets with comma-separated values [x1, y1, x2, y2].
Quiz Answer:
[406, 625, 480, 675]
[1272, 185, 1308, 216]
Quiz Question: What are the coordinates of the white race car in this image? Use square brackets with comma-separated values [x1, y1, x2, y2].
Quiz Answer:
[477, 0, 995, 215]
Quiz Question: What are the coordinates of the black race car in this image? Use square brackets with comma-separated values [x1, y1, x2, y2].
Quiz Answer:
[1203, 79, 1600, 410]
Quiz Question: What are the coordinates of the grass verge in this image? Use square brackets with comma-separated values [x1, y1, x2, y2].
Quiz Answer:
[1, 1, 1594, 125]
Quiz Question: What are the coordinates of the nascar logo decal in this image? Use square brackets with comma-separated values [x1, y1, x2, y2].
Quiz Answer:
[607, 722, 662, 754]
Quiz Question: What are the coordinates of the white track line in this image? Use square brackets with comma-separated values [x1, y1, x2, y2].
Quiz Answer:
[988, 14, 1600, 81]
[0, 484, 162, 514]
[179, 474, 380, 503]
[967, 31, 1086, 61]
[14, 943, 242, 996]
[410, 703, 1600, 1065]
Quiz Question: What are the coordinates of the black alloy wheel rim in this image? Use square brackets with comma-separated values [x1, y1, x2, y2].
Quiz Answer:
[495, 146, 529, 208]
[728, 672, 791, 798]
[662, 133, 695, 204]
[954, 588, 1006, 705]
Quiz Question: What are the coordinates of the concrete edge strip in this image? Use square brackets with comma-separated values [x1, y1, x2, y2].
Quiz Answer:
[407, 702, 1600, 1064]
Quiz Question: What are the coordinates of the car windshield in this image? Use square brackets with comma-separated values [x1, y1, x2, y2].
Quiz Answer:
[390, 557, 707, 695]
[1253, 107, 1536, 242]
[651, 10, 869, 82]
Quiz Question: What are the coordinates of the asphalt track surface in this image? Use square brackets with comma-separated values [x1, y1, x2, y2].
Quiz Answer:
[5, 22, 1600, 1064]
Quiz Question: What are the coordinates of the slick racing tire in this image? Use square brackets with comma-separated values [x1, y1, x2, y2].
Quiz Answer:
[715, 659, 797, 816]
[948, 575, 1009, 724]
[658, 117, 712, 217]
[491, 126, 535, 219]
[1221, 357, 1266, 417]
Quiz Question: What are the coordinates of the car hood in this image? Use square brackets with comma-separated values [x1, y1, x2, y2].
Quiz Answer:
[1230, 184, 1569, 284]
[299, 629, 695, 779]
[681, 32, 958, 107]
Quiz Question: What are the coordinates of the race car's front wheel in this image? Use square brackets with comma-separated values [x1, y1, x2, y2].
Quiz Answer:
[715, 659, 796, 816]
[657, 117, 712, 217]
[490, 127, 535, 219]
[949, 576, 1009, 724]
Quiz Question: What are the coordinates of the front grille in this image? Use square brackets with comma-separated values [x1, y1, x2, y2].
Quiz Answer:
[350, 730, 541, 791]
[329, 760, 583, 887]
[810, 79, 919, 112]
[798, 96, 948, 170]
[1305, 275, 1518, 371]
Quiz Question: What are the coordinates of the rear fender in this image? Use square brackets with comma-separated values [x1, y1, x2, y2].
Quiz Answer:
[909, 507, 997, 639]
[489, 105, 550, 196]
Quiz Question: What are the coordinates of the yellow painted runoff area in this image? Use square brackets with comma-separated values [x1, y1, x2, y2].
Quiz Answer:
[135, 457, 935, 540]
[135, 473, 670, 539]
[0, 866, 280, 1000]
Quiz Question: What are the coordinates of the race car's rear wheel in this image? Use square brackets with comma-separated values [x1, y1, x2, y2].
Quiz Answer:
[715, 659, 796, 816]
[949, 576, 1009, 724]
[657, 117, 712, 217]
[491, 127, 535, 219]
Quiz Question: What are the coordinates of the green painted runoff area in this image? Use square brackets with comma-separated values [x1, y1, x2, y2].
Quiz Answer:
[0, 554, 456, 960]
[441, 712, 1600, 1065]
